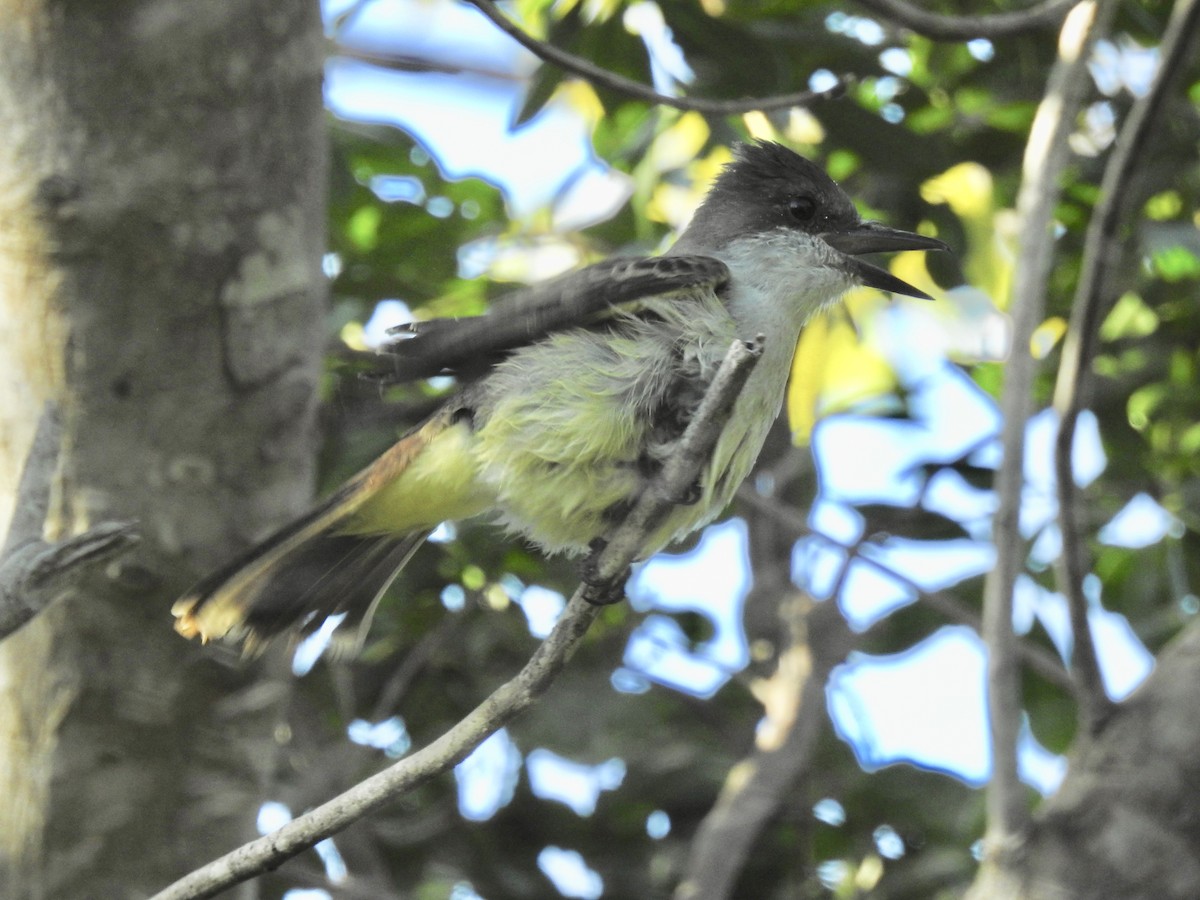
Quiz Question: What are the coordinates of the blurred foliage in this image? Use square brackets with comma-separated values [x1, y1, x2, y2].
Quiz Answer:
[267, 1, 1200, 897]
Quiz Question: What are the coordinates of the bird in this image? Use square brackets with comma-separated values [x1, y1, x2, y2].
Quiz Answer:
[173, 141, 947, 649]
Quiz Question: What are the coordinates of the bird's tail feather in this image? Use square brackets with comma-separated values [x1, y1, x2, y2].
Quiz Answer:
[173, 409, 454, 650]
[173, 481, 426, 653]
[173, 500, 429, 650]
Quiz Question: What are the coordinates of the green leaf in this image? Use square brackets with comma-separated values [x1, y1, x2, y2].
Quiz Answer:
[346, 205, 382, 251]
[1100, 292, 1159, 341]
[513, 62, 565, 128]
[1151, 246, 1200, 282]
[1145, 190, 1183, 220]
[1128, 383, 1167, 431]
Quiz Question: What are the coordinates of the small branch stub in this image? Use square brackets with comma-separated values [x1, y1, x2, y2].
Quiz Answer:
[0, 402, 142, 639]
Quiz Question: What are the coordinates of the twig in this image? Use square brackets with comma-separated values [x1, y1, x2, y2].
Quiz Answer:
[855, 0, 1076, 40]
[1051, 0, 1200, 733]
[0, 404, 139, 639]
[585, 338, 762, 598]
[462, 0, 847, 115]
[148, 338, 761, 900]
[369, 614, 461, 720]
[329, 0, 374, 35]
[156, 597, 599, 900]
[737, 487, 1073, 692]
[328, 44, 495, 79]
[981, 0, 1115, 854]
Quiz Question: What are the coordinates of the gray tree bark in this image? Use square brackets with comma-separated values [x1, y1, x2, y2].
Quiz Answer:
[968, 620, 1200, 900]
[0, 2, 326, 897]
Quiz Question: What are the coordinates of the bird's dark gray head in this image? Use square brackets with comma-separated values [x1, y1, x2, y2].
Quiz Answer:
[675, 141, 948, 299]
[693, 141, 860, 242]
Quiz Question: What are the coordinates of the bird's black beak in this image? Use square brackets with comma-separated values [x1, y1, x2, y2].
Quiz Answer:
[822, 221, 949, 300]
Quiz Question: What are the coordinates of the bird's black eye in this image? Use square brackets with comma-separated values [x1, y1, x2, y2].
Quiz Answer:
[788, 195, 817, 223]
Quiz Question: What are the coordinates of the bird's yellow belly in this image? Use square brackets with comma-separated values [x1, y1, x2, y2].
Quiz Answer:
[345, 292, 780, 559]
[342, 419, 494, 535]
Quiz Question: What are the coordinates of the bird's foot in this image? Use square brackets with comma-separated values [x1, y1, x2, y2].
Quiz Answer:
[678, 478, 702, 506]
[580, 538, 629, 606]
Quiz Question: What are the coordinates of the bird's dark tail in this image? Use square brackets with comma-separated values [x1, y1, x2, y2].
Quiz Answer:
[173, 491, 429, 651]
[172, 479, 430, 650]
[173, 409, 459, 651]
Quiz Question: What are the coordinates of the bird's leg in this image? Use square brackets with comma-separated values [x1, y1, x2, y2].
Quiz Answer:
[580, 538, 629, 606]
[636, 452, 702, 506]
[581, 338, 765, 608]
[677, 478, 702, 506]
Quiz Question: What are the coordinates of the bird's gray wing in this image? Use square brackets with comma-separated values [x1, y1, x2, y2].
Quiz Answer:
[378, 254, 730, 382]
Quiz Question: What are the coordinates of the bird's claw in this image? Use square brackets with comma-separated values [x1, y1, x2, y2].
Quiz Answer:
[580, 538, 629, 606]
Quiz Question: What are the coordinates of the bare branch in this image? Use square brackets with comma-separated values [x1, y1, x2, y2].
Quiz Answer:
[328, 44, 490, 79]
[737, 486, 1074, 692]
[855, 0, 1077, 40]
[978, 0, 1116, 863]
[0, 404, 139, 640]
[148, 338, 762, 900]
[462, 0, 847, 115]
[1051, 0, 1200, 731]
[329, 0, 375, 35]
[584, 338, 762, 599]
[675, 595, 855, 900]
[154, 597, 600, 900]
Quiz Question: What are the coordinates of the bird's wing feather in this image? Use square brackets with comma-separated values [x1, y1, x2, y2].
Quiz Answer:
[380, 254, 729, 381]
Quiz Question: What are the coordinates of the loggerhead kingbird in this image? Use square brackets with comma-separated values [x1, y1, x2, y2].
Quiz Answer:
[174, 141, 947, 648]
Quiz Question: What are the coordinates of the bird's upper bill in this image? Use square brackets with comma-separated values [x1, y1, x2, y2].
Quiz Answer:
[821, 222, 949, 300]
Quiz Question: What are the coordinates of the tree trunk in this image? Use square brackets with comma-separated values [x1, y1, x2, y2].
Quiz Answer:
[0, 2, 326, 896]
[968, 621, 1200, 900]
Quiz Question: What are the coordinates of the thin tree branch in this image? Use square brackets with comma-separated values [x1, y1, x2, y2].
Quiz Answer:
[855, 0, 1077, 40]
[328, 44, 494, 79]
[0, 404, 139, 640]
[737, 487, 1074, 692]
[330, 0, 375, 35]
[980, 0, 1115, 860]
[369, 614, 462, 720]
[462, 0, 848, 114]
[148, 338, 762, 900]
[585, 338, 762, 596]
[1051, 0, 1200, 733]
[675, 595, 855, 900]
